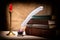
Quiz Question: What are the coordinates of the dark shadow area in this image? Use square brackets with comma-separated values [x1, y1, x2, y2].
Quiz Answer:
[48, 0, 59, 40]
[0, 0, 9, 31]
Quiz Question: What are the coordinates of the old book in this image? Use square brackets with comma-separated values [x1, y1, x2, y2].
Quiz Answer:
[27, 15, 50, 25]
[32, 15, 50, 19]
[27, 19, 48, 25]
[27, 24, 49, 29]
[25, 27, 50, 38]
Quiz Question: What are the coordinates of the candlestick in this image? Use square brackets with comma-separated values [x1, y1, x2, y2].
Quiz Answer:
[7, 3, 15, 36]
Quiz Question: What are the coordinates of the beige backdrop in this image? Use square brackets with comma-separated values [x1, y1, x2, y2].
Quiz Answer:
[6, 3, 51, 31]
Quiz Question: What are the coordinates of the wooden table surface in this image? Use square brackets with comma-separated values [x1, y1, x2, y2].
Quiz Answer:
[0, 31, 47, 40]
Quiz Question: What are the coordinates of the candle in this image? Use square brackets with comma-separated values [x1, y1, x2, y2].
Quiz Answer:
[9, 3, 12, 12]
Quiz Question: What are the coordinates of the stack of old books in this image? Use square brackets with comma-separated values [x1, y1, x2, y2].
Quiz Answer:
[25, 15, 51, 38]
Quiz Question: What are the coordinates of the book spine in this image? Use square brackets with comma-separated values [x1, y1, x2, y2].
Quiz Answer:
[27, 24, 49, 29]
[28, 19, 48, 25]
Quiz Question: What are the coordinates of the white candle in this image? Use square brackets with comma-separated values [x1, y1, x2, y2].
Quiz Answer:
[21, 6, 43, 27]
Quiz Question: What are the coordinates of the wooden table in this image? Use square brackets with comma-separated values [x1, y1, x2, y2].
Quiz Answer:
[0, 31, 47, 40]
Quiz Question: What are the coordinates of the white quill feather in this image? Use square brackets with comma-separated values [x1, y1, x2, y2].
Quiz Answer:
[21, 6, 43, 27]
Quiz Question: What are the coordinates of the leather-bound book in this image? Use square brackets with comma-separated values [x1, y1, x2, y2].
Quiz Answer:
[27, 15, 50, 25]
[28, 19, 48, 25]
[25, 27, 50, 38]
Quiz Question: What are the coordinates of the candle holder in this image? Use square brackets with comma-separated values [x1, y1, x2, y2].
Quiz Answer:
[7, 3, 15, 36]
[7, 11, 15, 36]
